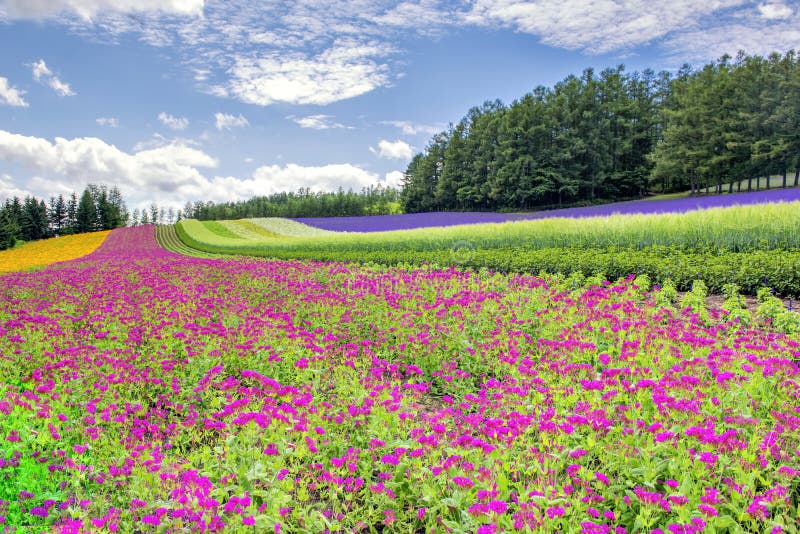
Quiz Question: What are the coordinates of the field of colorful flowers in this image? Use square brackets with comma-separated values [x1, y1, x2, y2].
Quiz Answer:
[1, 225, 798, 532]
[0, 230, 111, 274]
[293, 188, 800, 232]
[175, 202, 800, 296]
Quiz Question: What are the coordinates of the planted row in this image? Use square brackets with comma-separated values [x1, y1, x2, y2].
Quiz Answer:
[181, 202, 800, 253]
[174, 220, 800, 297]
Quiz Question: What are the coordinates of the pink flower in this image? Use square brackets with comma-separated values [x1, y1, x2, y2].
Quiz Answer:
[546, 506, 565, 518]
[452, 476, 474, 489]
[383, 509, 396, 526]
[697, 504, 717, 517]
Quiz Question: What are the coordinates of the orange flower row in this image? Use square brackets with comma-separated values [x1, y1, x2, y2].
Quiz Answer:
[0, 230, 111, 274]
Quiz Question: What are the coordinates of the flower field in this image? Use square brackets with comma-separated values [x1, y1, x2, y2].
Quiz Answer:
[0, 231, 111, 274]
[1, 226, 798, 532]
[293, 188, 800, 232]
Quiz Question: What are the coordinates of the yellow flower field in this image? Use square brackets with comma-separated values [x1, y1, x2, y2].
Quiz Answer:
[0, 230, 111, 274]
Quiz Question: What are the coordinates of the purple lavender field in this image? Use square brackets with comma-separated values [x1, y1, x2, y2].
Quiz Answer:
[294, 188, 800, 232]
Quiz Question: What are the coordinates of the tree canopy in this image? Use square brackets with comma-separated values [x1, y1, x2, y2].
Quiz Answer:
[401, 51, 800, 213]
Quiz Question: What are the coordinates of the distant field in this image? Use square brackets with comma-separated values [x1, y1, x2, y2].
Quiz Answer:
[0, 230, 111, 273]
[293, 187, 800, 232]
[174, 202, 800, 296]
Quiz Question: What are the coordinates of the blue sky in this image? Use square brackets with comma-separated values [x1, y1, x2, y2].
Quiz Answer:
[1, 0, 799, 211]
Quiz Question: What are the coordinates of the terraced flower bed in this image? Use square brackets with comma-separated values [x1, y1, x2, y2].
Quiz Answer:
[174, 202, 800, 296]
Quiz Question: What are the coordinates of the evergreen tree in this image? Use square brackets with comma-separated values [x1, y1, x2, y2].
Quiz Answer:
[0, 209, 16, 250]
[75, 189, 98, 233]
[149, 204, 159, 226]
[65, 192, 78, 234]
[49, 195, 68, 236]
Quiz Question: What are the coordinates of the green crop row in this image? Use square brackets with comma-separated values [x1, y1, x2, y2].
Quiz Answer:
[155, 224, 227, 259]
[173, 220, 800, 296]
[180, 201, 800, 254]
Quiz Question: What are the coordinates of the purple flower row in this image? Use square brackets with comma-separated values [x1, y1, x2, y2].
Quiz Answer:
[293, 189, 800, 232]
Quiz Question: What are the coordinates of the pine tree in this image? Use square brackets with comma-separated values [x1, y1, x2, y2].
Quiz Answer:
[75, 189, 98, 233]
[48, 195, 68, 236]
[0, 209, 16, 250]
[65, 192, 78, 234]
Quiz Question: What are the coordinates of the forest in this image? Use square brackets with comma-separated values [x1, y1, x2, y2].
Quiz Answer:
[0, 184, 128, 250]
[178, 184, 401, 221]
[400, 51, 800, 212]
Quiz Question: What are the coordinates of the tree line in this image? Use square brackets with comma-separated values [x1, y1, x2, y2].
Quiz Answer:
[178, 185, 401, 221]
[401, 50, 800, 213]
[0, 184, 128, 251]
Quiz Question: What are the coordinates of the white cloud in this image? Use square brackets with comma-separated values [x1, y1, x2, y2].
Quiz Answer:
[158, 112, 189, 131]
[31, 59, 51, 81]
[214, 112, 249, 130]
[2, 0, 797, 117]
[96, 117, 119, 127]
[221, 39, 393, 106]
[0, 76, 28, 107]
[30, 59, 75, 96]
[466, 0, 750, 54]
[0, 128, 396, 210]
[758, 2, 794, 19]
[288, 114, 347, 130]
[370, 139, 413, 160]
[383, 120, 442, 136]
[247, 163, 379, 195]
[663, 13, 800, 61]
[1, 0, 204, 20]
[0, 173, 34, 200]
[0, 129, 216, 209]
[384, 170, 404, 189]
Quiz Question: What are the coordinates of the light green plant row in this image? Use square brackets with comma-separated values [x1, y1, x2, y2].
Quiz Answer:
[215, 220, 281, 240]
[179, 201, 800, 254]
[247, 217, 338, 237]
[200, 220, 241, 239]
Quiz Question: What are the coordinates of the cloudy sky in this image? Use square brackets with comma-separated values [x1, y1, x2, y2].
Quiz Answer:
[1, 0, 799, 210]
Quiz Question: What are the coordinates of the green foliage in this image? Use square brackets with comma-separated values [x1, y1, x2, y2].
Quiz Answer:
[721, 283, 752, 326]
[186, 183, 401, 221]
[653, 279, 678, 308]
[680, 280, 709, 323]
[756, 286, 800, 333]
[0, 209, 16, 251]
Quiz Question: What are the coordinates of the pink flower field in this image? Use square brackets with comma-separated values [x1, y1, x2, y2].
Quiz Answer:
[0, 226, 798, 533]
